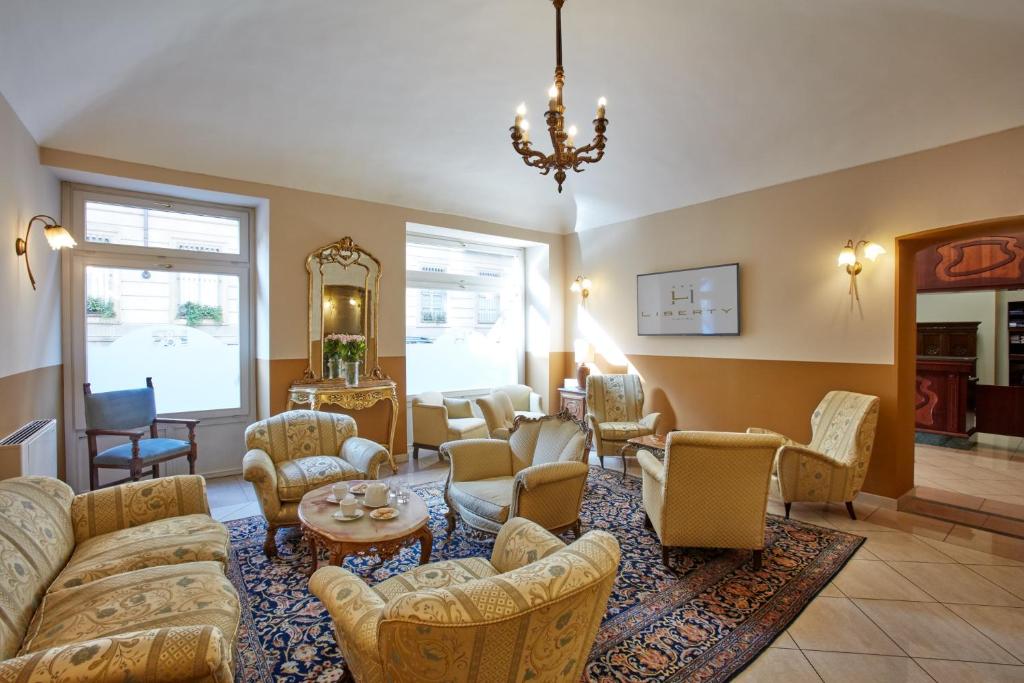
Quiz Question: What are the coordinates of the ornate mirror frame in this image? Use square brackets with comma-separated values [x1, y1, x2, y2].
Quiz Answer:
[303, 236, 385, 381]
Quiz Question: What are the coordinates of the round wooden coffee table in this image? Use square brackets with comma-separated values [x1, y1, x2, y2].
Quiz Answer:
[618, 433, 668, 480]
[298, 482, 433, 577]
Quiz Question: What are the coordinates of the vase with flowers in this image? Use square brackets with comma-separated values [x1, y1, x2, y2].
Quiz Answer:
[324, 333, 366, 385]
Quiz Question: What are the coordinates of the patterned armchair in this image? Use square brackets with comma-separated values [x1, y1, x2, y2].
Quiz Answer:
[476, 386, 544, 440]
[747, 390, 881, 520]
[410, 392, 488, 459]
[443, 412, 591, 536]
[586, 374, 662, 467]
[310, 517, 620, 683]
[0, 475, 238, 682]
[243, 410, 389, 556]
[639, 431, 783, 570]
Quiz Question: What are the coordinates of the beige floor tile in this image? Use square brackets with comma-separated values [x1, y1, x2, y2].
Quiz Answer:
[916, 536, 1023, 567]
[768, 631, 799, 649]
[887, 562, 1024, 606]
[946, 604, 1024, 662]
[852, 599, 1018, 663]
[946, 526, 1024, 563]
[968, 565, 1024, 601]
[802, 652, 931, 683]
[211, 502, 250, 522]
[864, 508, 953, 540]
[788, 597, 902, 655]
[205, 475, 250, 508]
[915, 659, 1024, 683]
[214, 502, 262, 522]
[832, 561, 933, 601]
[851, 546, 881, 561]
[735, 648, 821, 682]
[856, 531, 956, 563]
[984, 516, 1024, 538]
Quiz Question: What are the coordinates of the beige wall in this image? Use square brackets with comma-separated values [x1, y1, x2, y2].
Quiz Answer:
[39, 148, 565, 455]
[917, 290, 997, 384]
[0, 93, 63, 474]
[567, 126, 1024, 498]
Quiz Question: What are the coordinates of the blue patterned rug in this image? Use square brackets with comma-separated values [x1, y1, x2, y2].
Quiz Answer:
[227, 467, 862, 681]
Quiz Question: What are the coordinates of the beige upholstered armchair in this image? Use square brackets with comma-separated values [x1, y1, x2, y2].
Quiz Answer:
[476, 385, 544, 440]
[586, 374, 662, 467]
[639, 431, 784, 570]
[243, 410, 389, 556]
[748, 390, 881, 520]
[410, 392, 488, 459]
[443, 412, 590, 536]
[310, 517, 620, 683]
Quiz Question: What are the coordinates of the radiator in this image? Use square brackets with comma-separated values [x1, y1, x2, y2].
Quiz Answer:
[0, 419, 57, 480]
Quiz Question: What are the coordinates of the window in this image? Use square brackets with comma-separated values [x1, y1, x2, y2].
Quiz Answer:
[406, 235, 524, 394]
[69, 186, 252, 422]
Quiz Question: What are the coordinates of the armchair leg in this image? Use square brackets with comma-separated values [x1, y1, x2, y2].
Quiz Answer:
[340, 666, 355, 683]
[752, 549, 763, 571]
[445, 509, 457, 536]
[188, 453, 196, 474]
[598, 454, 604, 469]
[264, 526, 278, 558]
[572, 520, 582, 539]
[151, 463, 160, 479]
[89, 465, 99, 491]
[643, 512, 653, 531]
[661, 546, 671, 567]
[784, 502, 792, 519]
[412, 445, 419, 460]
[845, 501, 856, 520]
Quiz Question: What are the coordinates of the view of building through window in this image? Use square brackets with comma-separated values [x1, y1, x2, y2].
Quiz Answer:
[406, 236, 523, 394]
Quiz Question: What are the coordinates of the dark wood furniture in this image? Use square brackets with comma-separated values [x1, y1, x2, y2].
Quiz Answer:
[557, 386, 586, 422]
[915, 357, 977, 438]
[1009, 301, 1024, 387]
[916, 321, 980, 358]
[618, 433, 668, 480]
[916, 229, 1024, 292]
[84, 377, 199, 490]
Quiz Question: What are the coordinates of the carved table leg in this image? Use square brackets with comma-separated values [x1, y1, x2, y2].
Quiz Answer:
[306, 533, 319, 577]
[386, 391, 399, 473]
[417, 525, 434, 565]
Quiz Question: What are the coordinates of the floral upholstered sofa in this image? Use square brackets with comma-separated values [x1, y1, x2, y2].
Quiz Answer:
[0, 475, 240, 682]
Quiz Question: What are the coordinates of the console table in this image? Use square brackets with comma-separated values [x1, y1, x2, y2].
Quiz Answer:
[287, 378, 399, 472]
[558, 386, 587, 422]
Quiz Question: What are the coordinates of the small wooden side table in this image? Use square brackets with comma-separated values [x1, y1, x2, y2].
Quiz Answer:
[618, 433, 668, 480]
[558, 386, 587, 422]
[287, 378, 399, 472]
[298, 482, 433, 577]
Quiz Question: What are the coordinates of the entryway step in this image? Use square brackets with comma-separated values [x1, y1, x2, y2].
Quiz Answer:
[899, 486, 1024, 539]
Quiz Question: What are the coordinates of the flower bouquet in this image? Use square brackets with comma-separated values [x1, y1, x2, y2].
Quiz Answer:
[324, 333, 366, 385]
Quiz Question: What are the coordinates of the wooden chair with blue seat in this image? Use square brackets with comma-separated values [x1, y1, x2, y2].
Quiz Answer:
[83, 377, 199, 490]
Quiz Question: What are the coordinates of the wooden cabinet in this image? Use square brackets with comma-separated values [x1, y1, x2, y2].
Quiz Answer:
[916, 322, 980, 358]
[558, 386, 587, 422]
[915, 357, 977, 438]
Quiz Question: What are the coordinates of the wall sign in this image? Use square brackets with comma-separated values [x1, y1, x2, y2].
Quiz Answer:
[637, 263, 740, 336]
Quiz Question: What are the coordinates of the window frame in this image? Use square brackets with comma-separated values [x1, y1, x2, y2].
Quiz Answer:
[64, 184, 255, 431]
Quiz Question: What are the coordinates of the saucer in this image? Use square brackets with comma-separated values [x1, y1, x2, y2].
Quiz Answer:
[369, 507, 399, 521]
[332, 509, 364, 522]
[362, 498, 392, 508]
[348, 483, 368, 496]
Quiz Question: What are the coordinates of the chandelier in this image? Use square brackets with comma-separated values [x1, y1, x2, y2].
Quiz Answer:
[510, 0, 607, 193]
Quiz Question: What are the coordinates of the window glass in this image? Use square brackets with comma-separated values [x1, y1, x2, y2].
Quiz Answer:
[85, 201, 241, 254]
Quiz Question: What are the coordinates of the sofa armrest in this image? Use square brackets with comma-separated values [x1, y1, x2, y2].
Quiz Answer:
[341, 436, 389, 479]
[442, 439, 513, 482]
[71, 475, 210, 543]
[529, 392, 543, 413]
[637, 450, 665, 485]
[747, 427, 800, 446]
[310, 566, 386, 683]
[242, 448, 282, 519]
[640, 412, 662, 432]
[490, 517, 567, 573]
[0, 626, 232, 683]
[514, 461, 588, 492]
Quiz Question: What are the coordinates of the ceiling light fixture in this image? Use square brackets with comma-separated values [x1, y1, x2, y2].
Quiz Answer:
[511, 0, 608, 193]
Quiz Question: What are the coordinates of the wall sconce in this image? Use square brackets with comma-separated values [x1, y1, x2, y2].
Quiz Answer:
[569, 274, 592, 300]
[14, 215, 76, 290]
[837, 239, 885, 301]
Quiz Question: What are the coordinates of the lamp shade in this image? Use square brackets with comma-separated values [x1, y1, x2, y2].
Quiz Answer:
[863, 241, 886, 261]
[42, 225, 77, 250]
[569, 279, 582, 293]
[573, 339, 595, 364]
[837, 242, 857, 267]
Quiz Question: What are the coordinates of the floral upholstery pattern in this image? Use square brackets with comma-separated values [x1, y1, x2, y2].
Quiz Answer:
[243, 411, 388, 552]
[749, 391, 881, 506]
[372, 558, 498, 601]
[275, 456, 360, 502]
[310, 517, 620, 683]
[586, 374, 662, 458]
[443, 414, 589, 534]
[21, 561, 239, 658]
[70, 475, 210, 543]
[51, 514, 228, 590]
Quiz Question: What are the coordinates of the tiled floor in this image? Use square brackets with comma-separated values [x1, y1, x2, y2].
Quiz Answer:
[208, 451, 1024, 682]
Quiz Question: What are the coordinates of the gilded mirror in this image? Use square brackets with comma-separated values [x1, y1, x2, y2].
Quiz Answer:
[305, 236, 384, 381]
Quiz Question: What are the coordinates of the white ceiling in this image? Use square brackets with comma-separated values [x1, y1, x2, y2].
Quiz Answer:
[2, 0, 1023, 234]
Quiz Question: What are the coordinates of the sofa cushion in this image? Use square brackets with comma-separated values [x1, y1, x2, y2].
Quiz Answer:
[0, 477, 75, 660]
[598, 421, 654, 442]
[276, 455, 360, 502]
[93, 437, 190, 465]
[50, 514, 229, 591]
[446, 418, 489, 441]
[373, 558, 498, 602]
[449, 477, 513, 524]
[20, 561, 239, 657]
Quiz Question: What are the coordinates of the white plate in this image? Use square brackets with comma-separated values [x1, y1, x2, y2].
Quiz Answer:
[332, 509, 364, 522]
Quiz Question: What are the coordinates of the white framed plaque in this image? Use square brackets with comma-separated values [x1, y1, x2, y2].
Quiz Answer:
[637, 263, 740, 336]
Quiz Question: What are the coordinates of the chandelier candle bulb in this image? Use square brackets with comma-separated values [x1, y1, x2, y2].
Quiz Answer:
[597, 96, 607, 118]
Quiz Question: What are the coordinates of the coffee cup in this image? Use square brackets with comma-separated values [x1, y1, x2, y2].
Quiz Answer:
[332, 482, 349, 500]
[339, 494, 358, 517]
[364, 482, 389, 507]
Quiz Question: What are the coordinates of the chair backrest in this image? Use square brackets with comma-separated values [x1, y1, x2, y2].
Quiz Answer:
[476, 391, 516, 434]
[83, 377, 157, 430]
[659, 431, 782, 549]
[377, 525, 620, 682]
[495, 384, 534, 412]
[244, 410, 357, 464]
[808, 391, 881, 479]
[508, 413, 588, 472]
[586, 374, 644, 423]
[0, 477, 76, 659]
[411, 392, 444, 407]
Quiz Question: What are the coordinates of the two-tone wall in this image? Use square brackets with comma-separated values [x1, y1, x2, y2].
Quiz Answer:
[0, 94, 62, 474]
[566, 126, 1024, 498]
